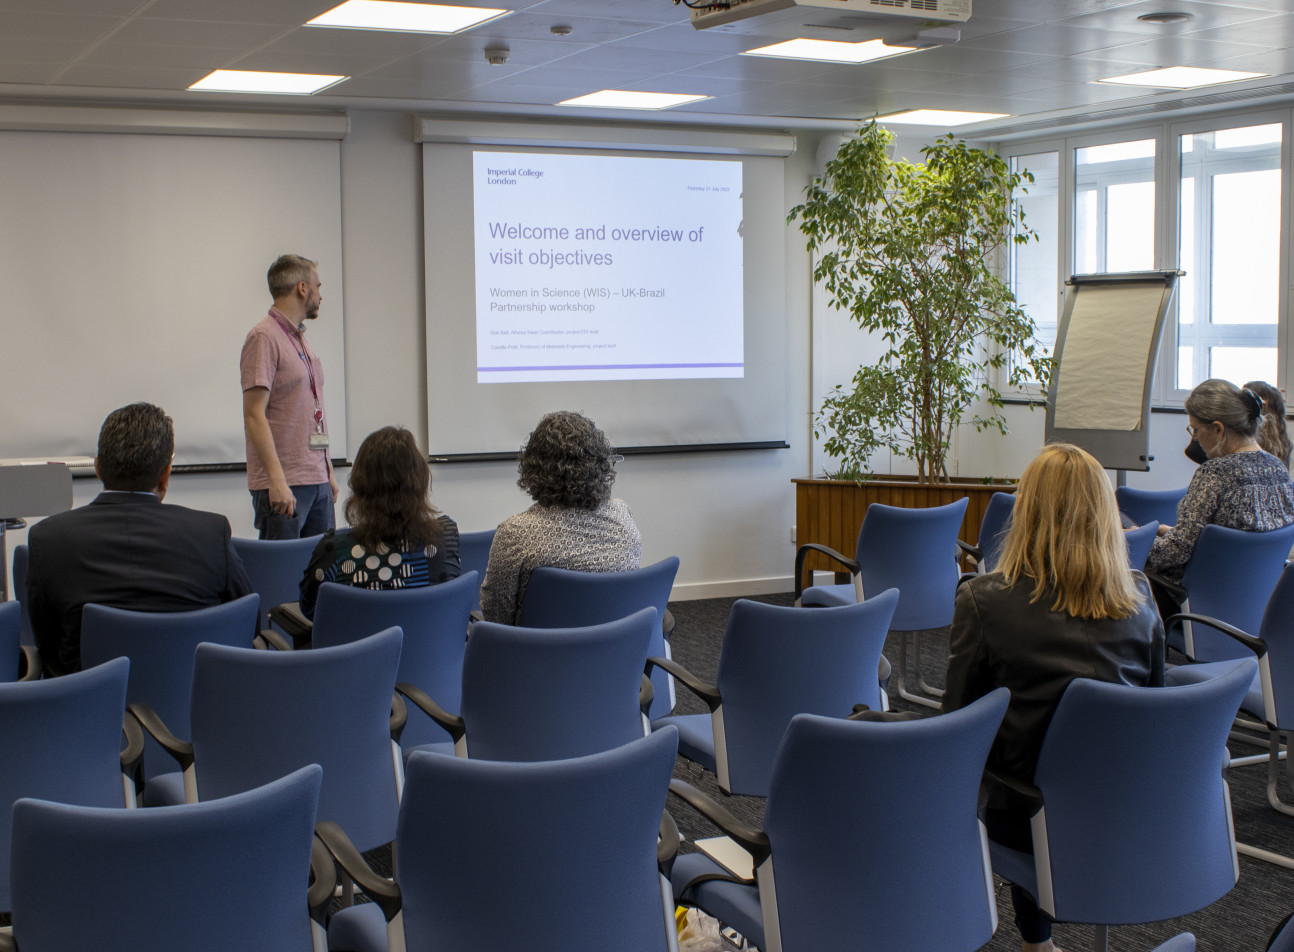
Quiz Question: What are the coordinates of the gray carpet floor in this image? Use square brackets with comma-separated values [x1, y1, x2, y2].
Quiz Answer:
[665, 593, 1293, 952]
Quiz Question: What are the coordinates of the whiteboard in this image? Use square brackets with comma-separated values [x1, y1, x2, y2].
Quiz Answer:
[0, 131, 346, 466]
[1046, 272, 1178, 471]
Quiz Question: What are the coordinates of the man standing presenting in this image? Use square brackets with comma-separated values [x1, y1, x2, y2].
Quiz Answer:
[26, 403, 253, 677]
[241, 254, 339, 539]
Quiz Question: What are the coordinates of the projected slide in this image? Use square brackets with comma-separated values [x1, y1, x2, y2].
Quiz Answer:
[473, 151, 744, 383]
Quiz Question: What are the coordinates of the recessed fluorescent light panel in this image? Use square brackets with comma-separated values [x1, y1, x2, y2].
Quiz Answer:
[307, 0, 510, 34]
[744, 38, 917, 64]
[878, 109, 1009, 126]
[558, 90, 710, 110]
[188, 70, 348, 95]
[1097, 66, 1266, 89]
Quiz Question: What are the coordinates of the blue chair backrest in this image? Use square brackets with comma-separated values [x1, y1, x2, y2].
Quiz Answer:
[0, 656, 131, 911]
[81, 595, 260, 779]
[12, 543, 32, 646]
[398, 729, 678, 952]
[763, 689, 1008, 952]
[1032, 660, 1254, 924]
[855, 499, 968, 630]
[0, 601, 19, 682]
[519, 557, 679, 719]
[1181, 523, 1294, 662]
[459, 608, 656, 762]
[1258, 564, 1294, 730]
[312, 572, 478, 748]
[1125, 521, 1159, 571]
[714, 591, 898, 796]
[458, 529, 495, 612]
[190, 627, 403, 853]
[1116, 486, 1188, 528]
[10, 765, 321, 952]
[977, 492, 1015, 573]
[230, 534, 321, 627]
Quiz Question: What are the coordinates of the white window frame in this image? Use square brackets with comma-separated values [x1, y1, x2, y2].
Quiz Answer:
[994, 105, 1291, 409]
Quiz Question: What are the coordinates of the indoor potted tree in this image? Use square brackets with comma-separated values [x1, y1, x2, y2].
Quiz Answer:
[788, 119, 1052, 558]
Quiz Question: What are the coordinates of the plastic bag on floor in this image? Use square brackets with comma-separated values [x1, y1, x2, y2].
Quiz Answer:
[676, 906, 748, 951]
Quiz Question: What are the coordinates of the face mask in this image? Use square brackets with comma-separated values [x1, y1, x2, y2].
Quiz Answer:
[1185, 438, 1208, 465]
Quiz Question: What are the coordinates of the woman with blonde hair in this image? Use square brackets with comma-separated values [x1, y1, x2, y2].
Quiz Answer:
[944, 443, 1164, 952]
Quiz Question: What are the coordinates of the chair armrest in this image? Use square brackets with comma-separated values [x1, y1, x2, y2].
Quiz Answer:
[646, 657, 720, 710]
[18, 644, 40, 681]
[120, 711, 145, 772]
[639, 674, 655, 715]
[659, 809, 680, 875]
[794, 543, 859, 603]
[390, 693, 408, 742]
[308, 834, 338, 926]
[254, 627, 293, 651]
[668, 778, 770, 865]
[1165, 612, 1266, 658]
[395, 682, 466, 743]
[1144, 570, 1187, 602]
[662, 609, 675, 639]
[0, 930, 14, 951]
[126, 703, 194, 770]
[266, 603, 313, 648]
[469, 608, 483, 624]
[956, 538, 983, 560]
[315, 822, 401, 922]
[983, 768, 1044, 816]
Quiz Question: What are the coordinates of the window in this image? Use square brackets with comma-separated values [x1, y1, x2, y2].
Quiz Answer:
[1176, 122, 1281, 390]
[1000, 110, 1289, 406]
[1010, 151, 1059, 371]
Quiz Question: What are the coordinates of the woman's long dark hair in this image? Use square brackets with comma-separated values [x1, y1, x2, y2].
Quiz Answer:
[344, 426, 441, 551]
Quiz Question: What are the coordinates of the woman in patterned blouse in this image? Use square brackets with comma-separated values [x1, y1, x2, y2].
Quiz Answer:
[480, 411, 641, 624]
[1146, 379, 1294, 587]
[299, 426, 460, 619]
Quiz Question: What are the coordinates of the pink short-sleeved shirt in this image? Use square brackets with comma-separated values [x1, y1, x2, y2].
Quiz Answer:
[240, 310, 329, 490]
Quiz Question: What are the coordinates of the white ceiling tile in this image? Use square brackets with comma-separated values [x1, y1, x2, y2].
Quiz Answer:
[114, 17, 294, 49]
[0, 11, 119, 42]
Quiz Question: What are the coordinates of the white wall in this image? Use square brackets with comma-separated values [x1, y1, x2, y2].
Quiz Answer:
[5, 109, 818, 602]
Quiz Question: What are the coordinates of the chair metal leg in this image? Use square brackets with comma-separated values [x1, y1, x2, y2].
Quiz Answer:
[1268, 731, 1294, 818]
[1237, 842, 1294, 870]
[895, 631, 940, 710]
[1093, 923, 1109, 952]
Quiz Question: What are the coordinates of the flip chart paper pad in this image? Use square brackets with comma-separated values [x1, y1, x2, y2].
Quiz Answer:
[1053, 283, 1169, 431]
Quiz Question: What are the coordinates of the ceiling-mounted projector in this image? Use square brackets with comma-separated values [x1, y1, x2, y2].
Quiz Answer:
[691, 0, 970, 30]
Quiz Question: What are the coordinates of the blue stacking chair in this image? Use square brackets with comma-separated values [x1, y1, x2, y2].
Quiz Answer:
[6, 765, 330, 952]
[1125, 521, 1159, 571]
[669, 689, 1009, 952]
[795, 498, 968, 708]
[651, 591, 898, 796]
[959, 491, 1015, 575]
[11, 543, 33, 646]
[989, 660, 1254, 952]
[318, 729, 680, 952]
[81, 595, 260, 781]
[132, 628, 405, 860]
[518, 556, 679, 719]
[458, 529, 494, 613]
[1153, 523, 1294, 663]
[231, 534, 322, 630]
[1116, 485, 1187, 529]
[0, 600, 37, 682]
[0, 657, 139, 916]
[312, 572, 478, 749]
[1164, 565, 1294, 865]
[397, 607, 655, 762]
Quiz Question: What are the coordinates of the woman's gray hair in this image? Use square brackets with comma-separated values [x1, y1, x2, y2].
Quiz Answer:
[517, 411, 617, 510]
[1185, 378, 1263, 438]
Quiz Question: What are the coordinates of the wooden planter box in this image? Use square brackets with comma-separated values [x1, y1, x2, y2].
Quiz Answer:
[793, 477, 1016, 578]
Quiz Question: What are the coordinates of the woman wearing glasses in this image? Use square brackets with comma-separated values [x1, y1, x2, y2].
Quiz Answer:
[1146, 378, 1294, 586]
[480, 410, 641, 624]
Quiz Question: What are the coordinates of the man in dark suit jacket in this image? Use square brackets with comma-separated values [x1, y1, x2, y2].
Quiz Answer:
[26, 403, 253, 677]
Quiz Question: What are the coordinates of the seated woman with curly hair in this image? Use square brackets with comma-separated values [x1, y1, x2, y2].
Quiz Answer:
[480, 410, 641, 624]
[299, 426, 460, 619]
